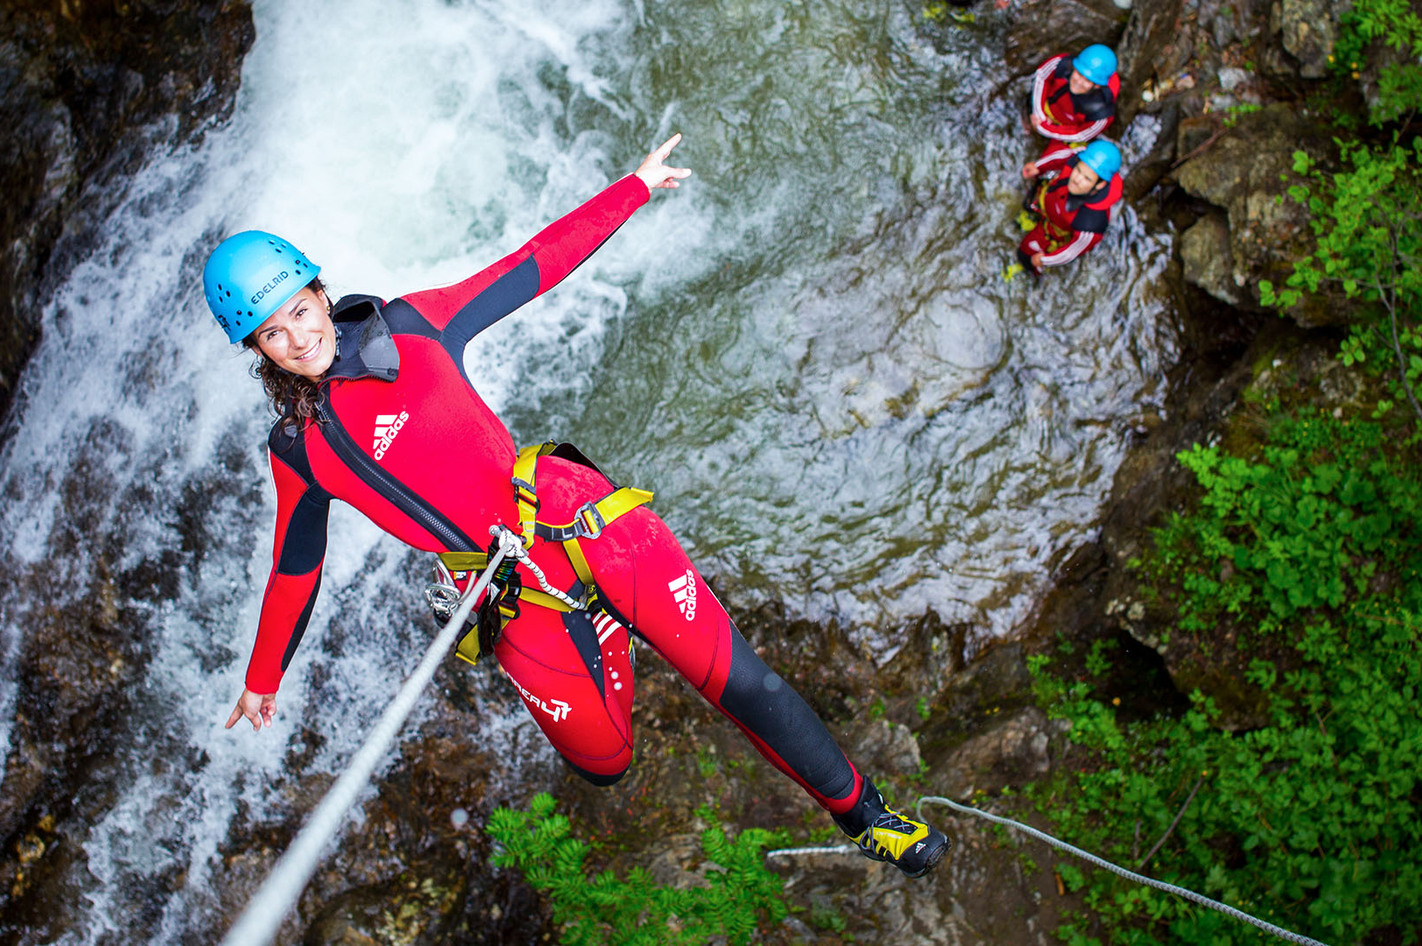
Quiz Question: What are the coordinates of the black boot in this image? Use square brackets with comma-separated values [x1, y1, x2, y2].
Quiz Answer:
[1015, 247, 1041, 279]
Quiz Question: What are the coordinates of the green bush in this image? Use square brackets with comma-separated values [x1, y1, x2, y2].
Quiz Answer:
[1333, 0, 1422, 125]
[1260, 0, 1422, 426]
[1259, 139, 1422, 424]
[1026, 410, 1422, 944]
[486, 793, 792, 945]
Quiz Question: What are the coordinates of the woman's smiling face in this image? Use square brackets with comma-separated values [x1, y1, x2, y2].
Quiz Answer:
[251, 286, 335, 378]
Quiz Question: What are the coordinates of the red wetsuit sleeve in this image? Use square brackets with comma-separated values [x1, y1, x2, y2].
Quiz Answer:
[399, 174, 651, 334]
[1035, 142, 1078, 175]
[246, 449, 330, 693]
[1040, 228, 1104, 267]
[1031, 56, 1066, 131]
[1038, 114, 1112, 143]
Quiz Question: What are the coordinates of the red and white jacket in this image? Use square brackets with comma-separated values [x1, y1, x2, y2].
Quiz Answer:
[1031, 54, 1118, 143]
[1022, 142, 1122, 269]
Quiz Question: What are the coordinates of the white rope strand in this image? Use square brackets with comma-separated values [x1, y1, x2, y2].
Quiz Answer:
[763, 795, 1330, 946]
[915, 796, 1332, 946]
[501, 530, 584, 609]
[219, 528, 510, 946]
[766, 844, 857, 858]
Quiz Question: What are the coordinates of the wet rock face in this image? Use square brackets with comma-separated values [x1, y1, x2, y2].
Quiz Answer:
[1003, 0, 1131, 78]
[1175, 104, 1337, 322]
[0, 0, 254, 417]
[1276, 0, 1344, 77]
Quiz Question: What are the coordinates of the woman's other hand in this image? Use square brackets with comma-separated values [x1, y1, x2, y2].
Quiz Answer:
[1022, 161, 1040, 179]
[634, 133, 692, 191]
[226, 688, 277, 732]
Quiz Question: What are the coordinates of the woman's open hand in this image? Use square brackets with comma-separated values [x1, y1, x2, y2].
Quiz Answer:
[634, 133, 692, 191]
[226, 688, 277, 732]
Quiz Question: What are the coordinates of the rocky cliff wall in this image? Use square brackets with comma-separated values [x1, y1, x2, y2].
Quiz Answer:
[0, 0, 253, 418]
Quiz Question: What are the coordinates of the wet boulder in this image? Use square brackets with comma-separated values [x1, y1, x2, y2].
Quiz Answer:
[1174, 104, 1337, 323]
[1004, 0, 1130, 79]
[1178, 211, 1245, 306]
[1275, 0, 1346, 78]
[936, 706, 1064, 798]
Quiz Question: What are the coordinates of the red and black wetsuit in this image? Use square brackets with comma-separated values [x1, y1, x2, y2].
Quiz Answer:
[1019, 142, 1122, 273]
[1031, 54, 1118, 143]
[249, 174, 878, 825]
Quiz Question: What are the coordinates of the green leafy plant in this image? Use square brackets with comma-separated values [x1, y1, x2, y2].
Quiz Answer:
[486, 793, 792, 945]
[695, 746, 719, 779]
[1259, 139, 1422, 426]
[1023, 409, 1422, 944]
[1221, 102, 1261, 128]
[1333, 0, 1422, 124]
[1260, 0, 1422, 427]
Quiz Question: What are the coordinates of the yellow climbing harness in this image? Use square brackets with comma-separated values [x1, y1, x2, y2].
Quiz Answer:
[432, 441, 653, 665]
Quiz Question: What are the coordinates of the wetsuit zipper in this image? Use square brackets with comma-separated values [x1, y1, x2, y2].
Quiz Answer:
[314, 402, 479, 552]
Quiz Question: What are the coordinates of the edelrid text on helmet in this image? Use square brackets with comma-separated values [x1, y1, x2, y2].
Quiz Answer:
[203, 231, 321, 344]
[1077, 140, 1122, 181]
[1072, 44, 1117, 87]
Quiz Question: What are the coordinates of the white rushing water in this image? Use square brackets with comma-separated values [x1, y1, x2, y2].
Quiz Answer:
[0, 0, 1175, 940]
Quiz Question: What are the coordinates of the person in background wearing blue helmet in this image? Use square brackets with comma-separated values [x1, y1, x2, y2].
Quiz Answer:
[1017, 138, 1123, 275]
[1030, 44, 1119, 143]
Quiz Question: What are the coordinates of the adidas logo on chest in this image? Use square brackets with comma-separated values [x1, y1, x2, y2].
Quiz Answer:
[372, 411, 410, 460]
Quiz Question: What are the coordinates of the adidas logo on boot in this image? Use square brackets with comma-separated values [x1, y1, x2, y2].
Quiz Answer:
[851, 806, 949, 878]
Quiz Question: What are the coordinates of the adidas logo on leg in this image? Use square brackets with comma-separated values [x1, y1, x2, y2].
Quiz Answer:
[667, 570, 698, 621]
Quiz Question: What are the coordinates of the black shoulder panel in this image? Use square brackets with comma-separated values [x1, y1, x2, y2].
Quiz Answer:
[381, 298, 440, 339]
[442, 255, 541, 356]
[268, 419, 314, 480]
[1074, 205, 1111, 234]
[266, 421, 333, 575]
[1077, 87, 1116, 121]
[277, 490, 331, 575]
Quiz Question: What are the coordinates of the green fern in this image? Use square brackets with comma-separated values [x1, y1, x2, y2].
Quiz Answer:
[487, 793, 793, 945]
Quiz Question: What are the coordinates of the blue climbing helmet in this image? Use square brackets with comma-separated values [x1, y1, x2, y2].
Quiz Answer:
[202, 231, 321, 343]
[1077, 140, 1122, 181]
[1073, 44, 1117, 87]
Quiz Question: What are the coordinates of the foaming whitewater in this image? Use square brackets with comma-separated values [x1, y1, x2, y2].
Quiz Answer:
[0, 0, 1175, 940]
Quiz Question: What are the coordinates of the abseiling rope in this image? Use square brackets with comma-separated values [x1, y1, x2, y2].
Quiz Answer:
[915, 796, 1330, 946]
[767, 795, 1331, 946]
[219, 528, 514, 946]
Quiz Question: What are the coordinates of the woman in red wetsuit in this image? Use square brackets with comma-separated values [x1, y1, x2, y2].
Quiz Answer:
[206, 135, 947, 878]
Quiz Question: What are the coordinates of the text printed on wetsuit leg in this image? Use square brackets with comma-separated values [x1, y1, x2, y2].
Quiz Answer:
[508, 674, 572, 723]
[668, 570, 698, 621]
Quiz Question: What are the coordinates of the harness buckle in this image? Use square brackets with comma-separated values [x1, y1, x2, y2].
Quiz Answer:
[511, 477, 538, 507]
[574, 501, 606, 540]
